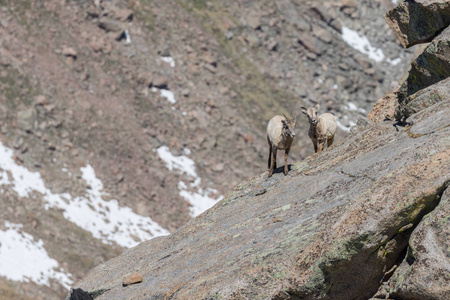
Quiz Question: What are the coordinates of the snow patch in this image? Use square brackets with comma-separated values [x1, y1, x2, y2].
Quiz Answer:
[151, 87, 177, 104]
[0, 221, 73, 289]
[160, 56, 175, 68]
[336, 116, 356, 132]
[341, 26, 385, 62]
[0, 140, 169, 248]
[345, 102, 367, 114]
[155, 146, 223, 217]
[124, 29, 131, 44]
[156, 145, 196, 177]
[387, 57, 402, 66]
[178, 181, 223, 217]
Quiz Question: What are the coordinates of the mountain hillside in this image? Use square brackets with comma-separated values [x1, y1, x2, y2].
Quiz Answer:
[0, 0, 417, 299]
[68, 1, 450, 298]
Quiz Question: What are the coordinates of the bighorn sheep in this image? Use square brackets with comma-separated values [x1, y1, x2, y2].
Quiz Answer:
[267, 113, 297, 177]
[301, 104, 337, 153]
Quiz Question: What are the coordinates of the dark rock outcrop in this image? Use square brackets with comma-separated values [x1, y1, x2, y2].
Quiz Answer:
[384, 0, 450, 48]
[388, 188, 450, 300]
[396, 26, 450, 107]
[396, 76, 450, 121]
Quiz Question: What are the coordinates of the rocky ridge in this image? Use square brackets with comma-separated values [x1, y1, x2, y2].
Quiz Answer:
[69, 1, 450, 299]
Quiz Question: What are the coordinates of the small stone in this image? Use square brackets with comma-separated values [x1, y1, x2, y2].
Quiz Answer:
[243, 32, 261, 47]
[123, 272, 143, 287]
[17, 109, 36, 132]
[71, 148, 79, 157]
[116, 173, 125, 183]
[204, 63, 217, 73]
[182, 89, 190, 97]
[246, 12, 262, 29]
[90, 39, 104, 52]
[298, 33, 324, 55]
[225, 31, 234, 40]
[201, 52, 217, 66]
[34, 95, 48, 106]
[266, 39, 278, 51]
[114, 8, 133, 22]
[306, 52, 317, 60]
[62, 46, 77, 58]
[212, 163, 224, 172]
[152, 76, 169, 89]
[341, 0, 358, 8]
[364, 68, 376, 75]
[339, 63, 349, 71]
[98, 17, 125, 33]
[313, 25, 333, 44]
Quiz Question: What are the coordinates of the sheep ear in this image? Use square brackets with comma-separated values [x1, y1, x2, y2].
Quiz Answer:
[300, 107, 307, 115]
[282, 113, 288, 119]
[315, 104, 320, 110]
[292, 113, 297, 120]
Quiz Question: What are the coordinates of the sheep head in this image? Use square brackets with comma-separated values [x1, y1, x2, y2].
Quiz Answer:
[301, 104, 320, 125]
[282, 113, 297, 138]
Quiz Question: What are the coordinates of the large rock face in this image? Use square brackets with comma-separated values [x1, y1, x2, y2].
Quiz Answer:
[384, 0, 450, 48]
[388, 188, 450, 300]
[396, 26, 450, 107]
[69, 99, 449, 299]
[396, 76, 450, 120]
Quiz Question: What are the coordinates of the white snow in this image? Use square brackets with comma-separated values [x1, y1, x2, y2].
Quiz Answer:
[341, 26, 385, 62]
[387, 57, 402, 66]
[155, 146, 223, 217]
[160, 89, 176, 104]
[0, 140, 170, 249]
[161, 56, 175, 68]
[178, 181, 223, 217]
[156, 146, 197, 177]
[124, 29, 131, 44]
[345, 102, 367, 114]
[0, 146, 49, 198]
[55, 164, 170, 248]
[0, 221, 73, 289]
[336, 116, 356, 132]
[152, 87, 177, 104]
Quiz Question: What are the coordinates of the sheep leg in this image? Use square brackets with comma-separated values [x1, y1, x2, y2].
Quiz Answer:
[269, 148, 277, 177]
[267, 139, 272, 170]
[317, 140, 324, 152]
[327, 136, 334, 147]
[284, 147, 290, 176]
[313, 140, 318, 153]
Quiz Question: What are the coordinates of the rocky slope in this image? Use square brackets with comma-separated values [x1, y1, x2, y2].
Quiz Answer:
[0, 0, 416, 299]
[69, 1, 450, 299]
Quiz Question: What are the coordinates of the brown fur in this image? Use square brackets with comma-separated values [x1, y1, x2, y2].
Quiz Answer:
[301, 104, 337, 153]
[267, 114, 297, 177]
